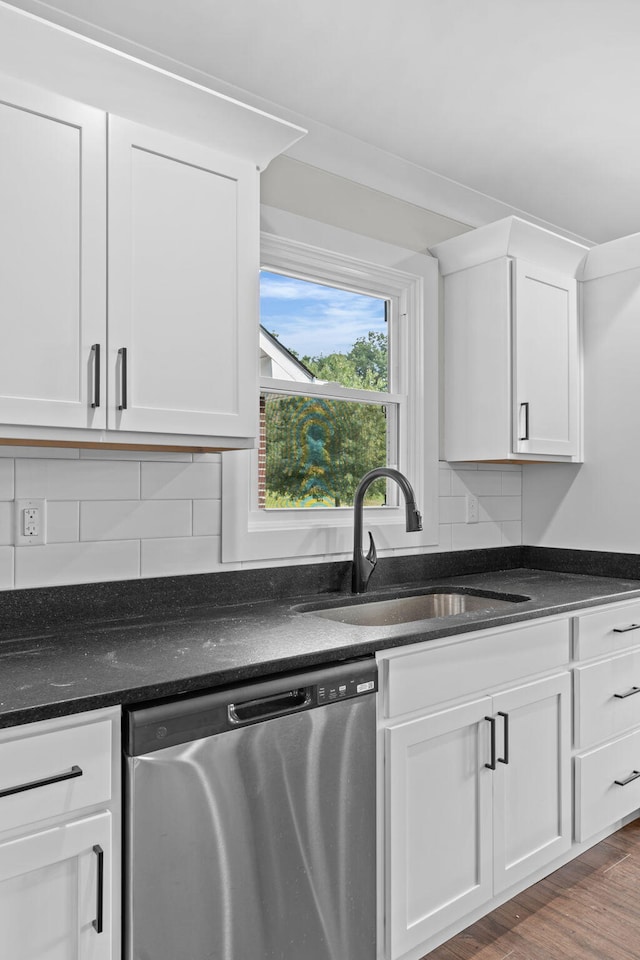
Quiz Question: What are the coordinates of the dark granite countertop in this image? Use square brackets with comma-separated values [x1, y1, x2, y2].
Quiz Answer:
[3, 546, 640, 728]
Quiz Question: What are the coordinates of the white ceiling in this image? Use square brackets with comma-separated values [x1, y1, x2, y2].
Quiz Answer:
[8, 0, 640, 243]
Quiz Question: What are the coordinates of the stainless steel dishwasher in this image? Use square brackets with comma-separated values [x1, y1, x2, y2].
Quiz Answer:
[123, 658, 377, 960]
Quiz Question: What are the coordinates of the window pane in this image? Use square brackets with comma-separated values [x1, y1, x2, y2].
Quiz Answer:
[260, 270, 388, 391]
[261, 392, 394, 509]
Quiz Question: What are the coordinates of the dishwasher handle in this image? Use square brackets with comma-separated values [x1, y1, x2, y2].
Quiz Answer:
[228, 687, 312, 725]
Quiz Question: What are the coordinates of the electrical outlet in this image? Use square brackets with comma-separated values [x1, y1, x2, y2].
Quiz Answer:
[465, 495, 479, 524]
[15, 499, 46, 546]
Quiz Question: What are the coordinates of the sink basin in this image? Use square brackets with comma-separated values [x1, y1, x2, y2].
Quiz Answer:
[296, 588, 530, 627]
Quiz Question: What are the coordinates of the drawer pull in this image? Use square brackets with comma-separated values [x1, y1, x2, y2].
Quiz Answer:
[498, 711, 509, 764]
[92, 844, 104, 934]
[484, 716, 497, 770]
[0, 764, 83, 799]
[613, 623, 640, 634]
[614, 686, 640, 699]
[614, 770, 640, 787]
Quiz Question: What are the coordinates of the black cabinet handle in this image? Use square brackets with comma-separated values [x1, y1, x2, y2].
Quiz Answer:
[614, 686, 640, 699]
[613, 623, 640, 634]
[92, 844, 104, 933]
[614, 770, 640, 787]
[485, 716, 496, 770]
[0, 764, 83, 799]
[91, 344, 101, 409]
[498, 711, 509, 764]
[118, 347, 128, 411]
[519, 402, 529, 441]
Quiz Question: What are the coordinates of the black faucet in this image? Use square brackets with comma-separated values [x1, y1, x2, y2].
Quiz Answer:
[352, 467, 422, 594]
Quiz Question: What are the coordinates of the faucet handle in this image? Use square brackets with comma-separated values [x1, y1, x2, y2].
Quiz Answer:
[366, 531, 377, 566]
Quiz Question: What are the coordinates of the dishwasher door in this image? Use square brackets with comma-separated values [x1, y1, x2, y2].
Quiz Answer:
[124, 659, 377, 960]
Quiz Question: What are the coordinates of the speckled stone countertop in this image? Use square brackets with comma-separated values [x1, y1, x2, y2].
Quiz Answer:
[3, 546, 640, 728]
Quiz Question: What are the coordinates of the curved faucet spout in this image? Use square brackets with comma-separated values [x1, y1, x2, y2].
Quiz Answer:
[352, 467, 422, 594]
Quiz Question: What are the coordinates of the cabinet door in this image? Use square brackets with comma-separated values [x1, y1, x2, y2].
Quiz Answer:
[108, 116, 259, 439]
[0, 810, 111, 960]
[386, 697, 493, 960]
[0, 75, 106, 429]
[513, 260, 579, 457]
[492, 672, 571, 894]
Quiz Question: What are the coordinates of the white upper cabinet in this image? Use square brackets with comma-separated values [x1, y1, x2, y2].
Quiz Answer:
[0, 4, 305, 449]
[432, 216, 587, 463]
[0, 76, 106, 430]
[108, 118, 257, 438]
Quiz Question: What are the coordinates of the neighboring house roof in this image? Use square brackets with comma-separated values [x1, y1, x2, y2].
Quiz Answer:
[260, 326, 316, 382]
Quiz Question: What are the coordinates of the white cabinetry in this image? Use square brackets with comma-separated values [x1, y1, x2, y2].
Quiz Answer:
[574, 599, 640, 842]
[0, 7, 304, 451]
[379, 617, 572, 960]
[0, 707, 120, 960]
[0, 76, 106, 431]
[432, 216, 587, 463]
[108, 117, 258, 439]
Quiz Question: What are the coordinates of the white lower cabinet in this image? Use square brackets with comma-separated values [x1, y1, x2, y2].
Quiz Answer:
[386, 697, 493, 959]
[0, 708, 120, 960]
[0, 811, 112, 960]
[381, 625, 572, 960]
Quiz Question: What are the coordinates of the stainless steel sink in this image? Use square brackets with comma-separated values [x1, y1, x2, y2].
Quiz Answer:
[297, 588, 529, 627]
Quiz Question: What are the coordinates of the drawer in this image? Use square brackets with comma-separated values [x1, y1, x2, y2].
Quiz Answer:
[575, 648, 640, 748]
[0, 719, 112, 834]
[575, 728, 640, 841]
[384, 617, 570, 719]
[574, 599, 640, 661]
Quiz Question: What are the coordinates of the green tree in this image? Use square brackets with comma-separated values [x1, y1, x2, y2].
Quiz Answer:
[265, 332, 389, 508]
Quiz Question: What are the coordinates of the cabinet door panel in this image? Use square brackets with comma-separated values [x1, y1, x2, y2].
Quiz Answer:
[0, 810, 111, 960]
[108, 116, 258, 438]
[513, 260, 578, 457]
[0, 76, 106, 429]
[492, 673, 571, 893]
[386, 698, 493, 959]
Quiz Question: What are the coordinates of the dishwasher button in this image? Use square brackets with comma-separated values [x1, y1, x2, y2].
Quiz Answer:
[357, 681, 375, 693]
[338, 684, 347, 696]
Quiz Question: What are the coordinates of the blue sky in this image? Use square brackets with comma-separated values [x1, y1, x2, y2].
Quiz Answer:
[259, 270, 387, 358]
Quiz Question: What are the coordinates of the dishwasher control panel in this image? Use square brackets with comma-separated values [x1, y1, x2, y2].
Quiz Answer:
[317, 674, 377, 704]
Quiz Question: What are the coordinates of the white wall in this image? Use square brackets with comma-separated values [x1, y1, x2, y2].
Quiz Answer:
[524, 252, 640, 551]
[0, 451, 521, 589]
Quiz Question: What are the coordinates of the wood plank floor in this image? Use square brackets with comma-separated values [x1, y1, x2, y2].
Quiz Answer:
[424, 819, 640, 960]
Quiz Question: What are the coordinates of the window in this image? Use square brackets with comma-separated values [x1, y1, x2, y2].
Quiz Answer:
[222, 221, 438, 563]
[259, 271, 394, 510]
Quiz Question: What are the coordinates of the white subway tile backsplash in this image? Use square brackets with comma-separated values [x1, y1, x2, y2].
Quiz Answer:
[501, 471, 523, 496]
[16, 459, 140, 500]
[0, 446, 79, 459]
[0, 460, 13, 500]
[15, 540, 140, 588]
[141, 462, 221, 500]
[438, 463, 452, 496]
[451, 468, 503, 497]
[438, 523, 453, 551]
[192, 452, 222, 463]
[141, 535, 223, 578]
[451, 521, 503, 551]
[439, 496, 466, 524]
[0, 457, 521, 589]
[80, 449, 193, 461]
[80, 500, 192, 542]
[193, 500, 221, 537]
[0, 502, 11, 544]
[478, 496, 522, 523]
[47, 501, 80, 543]
[502, 521, 522, 546]
[0, 547, 13, 588]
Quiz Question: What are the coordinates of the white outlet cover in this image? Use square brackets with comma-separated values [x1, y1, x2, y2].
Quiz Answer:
[15, 499, 47, 546]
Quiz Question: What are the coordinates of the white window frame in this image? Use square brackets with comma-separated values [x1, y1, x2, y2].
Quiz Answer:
[222, 217, 439, 563]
